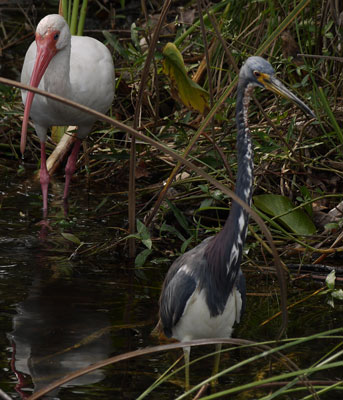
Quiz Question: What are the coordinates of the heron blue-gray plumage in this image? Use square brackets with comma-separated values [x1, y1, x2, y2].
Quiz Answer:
[158, 56, 314, 390]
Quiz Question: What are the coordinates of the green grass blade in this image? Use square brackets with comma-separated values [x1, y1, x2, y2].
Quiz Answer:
[61, 0, 68, 21]
[256, 0, 311, 55]
[301, 381, 343, 400]
[77, 0, 88, 35]
[316, 86, 343, 144]
[70, 0, 80, 35]
[175, 328, 343, 399]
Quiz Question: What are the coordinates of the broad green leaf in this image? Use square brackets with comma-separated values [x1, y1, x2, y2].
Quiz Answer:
[136, 219, 152, 249]
[162, 42, 209, 114]
[135, 248, 152, 268]
[61, 232, 82, 245]
[199, 198, 213, 209]
[327, 297, 335, 308]
[142, 238, 152, 250]
[332, 289, 343, 301]
[199, 184, 209, 194]
[254, 194, 316, 235]
[326, 270, 336, 290]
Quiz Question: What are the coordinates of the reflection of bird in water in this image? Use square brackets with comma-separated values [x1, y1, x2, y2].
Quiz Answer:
[158, 56, 315, 390]
[21, 14, 114, 216]
[9, 274, 112, 398]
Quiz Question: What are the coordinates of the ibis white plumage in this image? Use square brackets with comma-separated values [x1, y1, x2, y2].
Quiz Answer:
[21, 14, 115, 213]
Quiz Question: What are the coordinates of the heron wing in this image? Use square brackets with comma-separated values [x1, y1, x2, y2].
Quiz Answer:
[159, 238, 213, 338]
[159, 266, 196, 338]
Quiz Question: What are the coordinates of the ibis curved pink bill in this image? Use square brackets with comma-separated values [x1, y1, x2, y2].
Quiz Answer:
[21, 14, 114, 214]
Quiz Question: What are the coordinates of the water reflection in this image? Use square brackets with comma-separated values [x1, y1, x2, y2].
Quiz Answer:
[0, 162, 159, 398]
[1, 166, 343, 399]
[9, 266, 112, 398]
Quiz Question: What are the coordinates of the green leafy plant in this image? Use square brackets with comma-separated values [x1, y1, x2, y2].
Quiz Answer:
[322, 270, 343, 308]
[125, 219, 153, 268]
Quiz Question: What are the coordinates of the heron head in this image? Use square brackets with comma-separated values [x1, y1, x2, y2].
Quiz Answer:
[239, 56, 315, 118]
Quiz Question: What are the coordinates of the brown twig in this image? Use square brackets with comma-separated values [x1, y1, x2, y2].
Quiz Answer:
[128, 0, 172, 259]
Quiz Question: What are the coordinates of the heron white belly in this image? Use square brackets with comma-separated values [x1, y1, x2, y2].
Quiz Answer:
[172, 287, 243, 342]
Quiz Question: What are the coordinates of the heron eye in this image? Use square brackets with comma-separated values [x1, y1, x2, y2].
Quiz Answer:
[253, 71, 261, 78]
[53, 33, 59, 41]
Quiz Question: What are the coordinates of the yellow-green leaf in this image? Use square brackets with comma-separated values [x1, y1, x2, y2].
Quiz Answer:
[162, 42, 209, 114]
[326, 270, 336, 290]
[254, 194, 316, 236]
[61, 232, 82, 245]
[51, 125, 68, 143]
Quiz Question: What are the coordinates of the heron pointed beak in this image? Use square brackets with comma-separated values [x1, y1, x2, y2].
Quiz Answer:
[261, 74, 315, 119]
[21, 31, 59, 155]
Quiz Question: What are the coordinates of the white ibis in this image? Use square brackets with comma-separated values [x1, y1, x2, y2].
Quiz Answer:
[21, 14, 115, 214]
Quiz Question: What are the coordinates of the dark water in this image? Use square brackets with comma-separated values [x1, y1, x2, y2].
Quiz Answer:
[0, 160, 164, 399]
[0, 160, 342, 399]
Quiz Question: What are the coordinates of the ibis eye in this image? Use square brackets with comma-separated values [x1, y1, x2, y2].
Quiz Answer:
[53, 33, 59, 41]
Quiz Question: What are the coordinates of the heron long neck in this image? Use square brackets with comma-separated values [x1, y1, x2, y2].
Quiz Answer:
[231, 83, 254, 211]
[203, 82, 253, 315]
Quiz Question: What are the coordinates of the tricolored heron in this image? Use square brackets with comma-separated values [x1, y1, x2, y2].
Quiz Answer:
[158, 56, 315, 390]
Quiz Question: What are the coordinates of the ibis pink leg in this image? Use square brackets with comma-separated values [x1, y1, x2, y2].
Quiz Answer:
[63, 138, 82, 201]
[39, 142, 50, 215]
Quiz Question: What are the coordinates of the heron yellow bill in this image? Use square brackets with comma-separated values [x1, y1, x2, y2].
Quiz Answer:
[257, 72, 315, 118]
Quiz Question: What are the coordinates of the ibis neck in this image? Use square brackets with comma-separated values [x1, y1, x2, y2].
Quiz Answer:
[43, 42, 72, 97]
